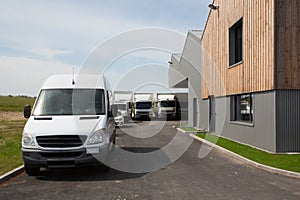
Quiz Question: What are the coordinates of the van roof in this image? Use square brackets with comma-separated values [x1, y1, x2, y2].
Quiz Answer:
[41, 74, 107, 89]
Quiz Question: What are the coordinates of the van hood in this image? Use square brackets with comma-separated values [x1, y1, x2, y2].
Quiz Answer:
[24, 115, 106, 137]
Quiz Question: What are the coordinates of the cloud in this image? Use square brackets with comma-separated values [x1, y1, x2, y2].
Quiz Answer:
[27, 48, 73, 60]
[0, 0, 211, 95]
[0, 0, 147, 53]
[0, 56, 74, 96]
[0, 0, 209, 53]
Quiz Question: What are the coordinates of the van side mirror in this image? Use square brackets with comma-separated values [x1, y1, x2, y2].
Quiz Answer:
[24, 105, 31, 119]
[111, 105, 118, 117]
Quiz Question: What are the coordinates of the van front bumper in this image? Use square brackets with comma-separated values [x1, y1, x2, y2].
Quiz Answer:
[22, 147, 109, 168]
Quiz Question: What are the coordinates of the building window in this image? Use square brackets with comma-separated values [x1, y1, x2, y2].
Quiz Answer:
[230, 94, 253, 123]
[229, 18, 243, 66]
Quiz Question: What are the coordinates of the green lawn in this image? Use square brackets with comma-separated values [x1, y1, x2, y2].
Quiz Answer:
[197, 133, 300, 173]
[0, 95, 35, 175]
[0, 95, 35, 112]
[0, 120, 26, 175]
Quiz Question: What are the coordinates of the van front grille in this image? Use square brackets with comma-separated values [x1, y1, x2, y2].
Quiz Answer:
[36, 135, 87, 148]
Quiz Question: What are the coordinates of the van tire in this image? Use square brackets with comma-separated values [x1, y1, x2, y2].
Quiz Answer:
[113, 131, 116, 145]
[99, 164, 110, 172]
[24, 164, 40, 176]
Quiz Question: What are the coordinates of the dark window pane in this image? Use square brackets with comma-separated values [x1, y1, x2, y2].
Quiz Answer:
[229, 18, 243, 66]
[136, 102, 152, 109]
[240, 94, 252, 121]
[160, 101, 176, 107]
[230, 93, 253, 123]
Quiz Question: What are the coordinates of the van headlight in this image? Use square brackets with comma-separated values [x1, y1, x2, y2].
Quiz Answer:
[22, 132, 36, 147]
[87, 129, 105, 145]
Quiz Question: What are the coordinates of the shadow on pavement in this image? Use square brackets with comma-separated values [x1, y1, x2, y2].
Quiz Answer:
[120, 147, 160, 153]
[36, 167, 147, 182]
[35, 147, 161, 182]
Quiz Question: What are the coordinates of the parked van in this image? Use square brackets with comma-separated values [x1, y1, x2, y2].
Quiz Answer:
[22, 74, 117, 176]
[113, 102, 128, 126]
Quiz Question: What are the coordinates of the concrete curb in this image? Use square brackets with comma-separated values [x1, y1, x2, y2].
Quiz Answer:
[185, 131, 300, 179]
[0, 165, 24, 183]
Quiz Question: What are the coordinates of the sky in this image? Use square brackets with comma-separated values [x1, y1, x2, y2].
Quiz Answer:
[0, 0, 212, 96]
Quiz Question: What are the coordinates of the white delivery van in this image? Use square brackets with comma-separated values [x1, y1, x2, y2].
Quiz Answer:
[22, 74, 117, 176]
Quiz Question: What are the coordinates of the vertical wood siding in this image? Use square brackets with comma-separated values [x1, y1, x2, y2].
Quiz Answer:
[276, 0, 300, 89]
[201, 0, 275, 98]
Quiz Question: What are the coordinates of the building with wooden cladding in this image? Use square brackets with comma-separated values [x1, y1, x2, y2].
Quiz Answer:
[169, 0, 300, 153]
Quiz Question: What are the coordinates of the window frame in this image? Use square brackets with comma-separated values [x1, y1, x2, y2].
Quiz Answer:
[230, 93, 254, 125]
[229, 18, 243, 67]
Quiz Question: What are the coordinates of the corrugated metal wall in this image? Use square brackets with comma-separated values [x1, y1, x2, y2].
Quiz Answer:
[276, 90, 300, 152]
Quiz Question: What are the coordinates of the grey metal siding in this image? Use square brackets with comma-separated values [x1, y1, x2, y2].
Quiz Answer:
[199, 91, 277, 152]
[276, 90, 300, 153]
[224, 91, 276, 152]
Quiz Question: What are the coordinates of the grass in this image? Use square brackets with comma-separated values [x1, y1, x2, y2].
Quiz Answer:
[179, 126, 207, 133]
[0, 95, 35, 112]
[197, 133, 300, 173]
[0, 120, 26, 175]
[0, 95, 34, 175]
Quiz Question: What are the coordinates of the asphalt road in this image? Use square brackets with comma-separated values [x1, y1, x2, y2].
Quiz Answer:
[1, 120, 300, 200]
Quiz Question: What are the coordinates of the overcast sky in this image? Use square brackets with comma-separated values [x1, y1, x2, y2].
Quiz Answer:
[0, 0, 212, 96]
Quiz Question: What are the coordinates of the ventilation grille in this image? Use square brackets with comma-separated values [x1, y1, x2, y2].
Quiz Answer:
[36, 135, 87, 148]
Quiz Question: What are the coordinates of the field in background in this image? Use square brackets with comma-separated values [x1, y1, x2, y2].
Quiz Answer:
[0, 96, 35, 112]
[0, 96, 35, 175]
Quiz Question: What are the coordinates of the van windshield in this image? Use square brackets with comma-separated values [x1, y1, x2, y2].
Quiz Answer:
[33, 89, 105, 116]
[160, 101, 175, 107]
[136, 102, 152, 109]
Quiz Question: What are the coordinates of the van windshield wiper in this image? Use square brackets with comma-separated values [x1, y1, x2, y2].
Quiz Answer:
[34, 117, 53, 120]
[79, 116, 100, 120]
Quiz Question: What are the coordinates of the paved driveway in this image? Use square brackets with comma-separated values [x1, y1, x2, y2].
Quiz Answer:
[1, 120, 300, 200]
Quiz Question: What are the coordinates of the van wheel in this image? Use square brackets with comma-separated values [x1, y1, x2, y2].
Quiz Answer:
[99, 164, 110, 172]
[113, 133, 116, 145]
[24, 164, 40, 176]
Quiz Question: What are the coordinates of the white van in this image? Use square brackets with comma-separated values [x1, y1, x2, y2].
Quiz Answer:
[22, 74, 117, 176]
[113, 102, 128, 126]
